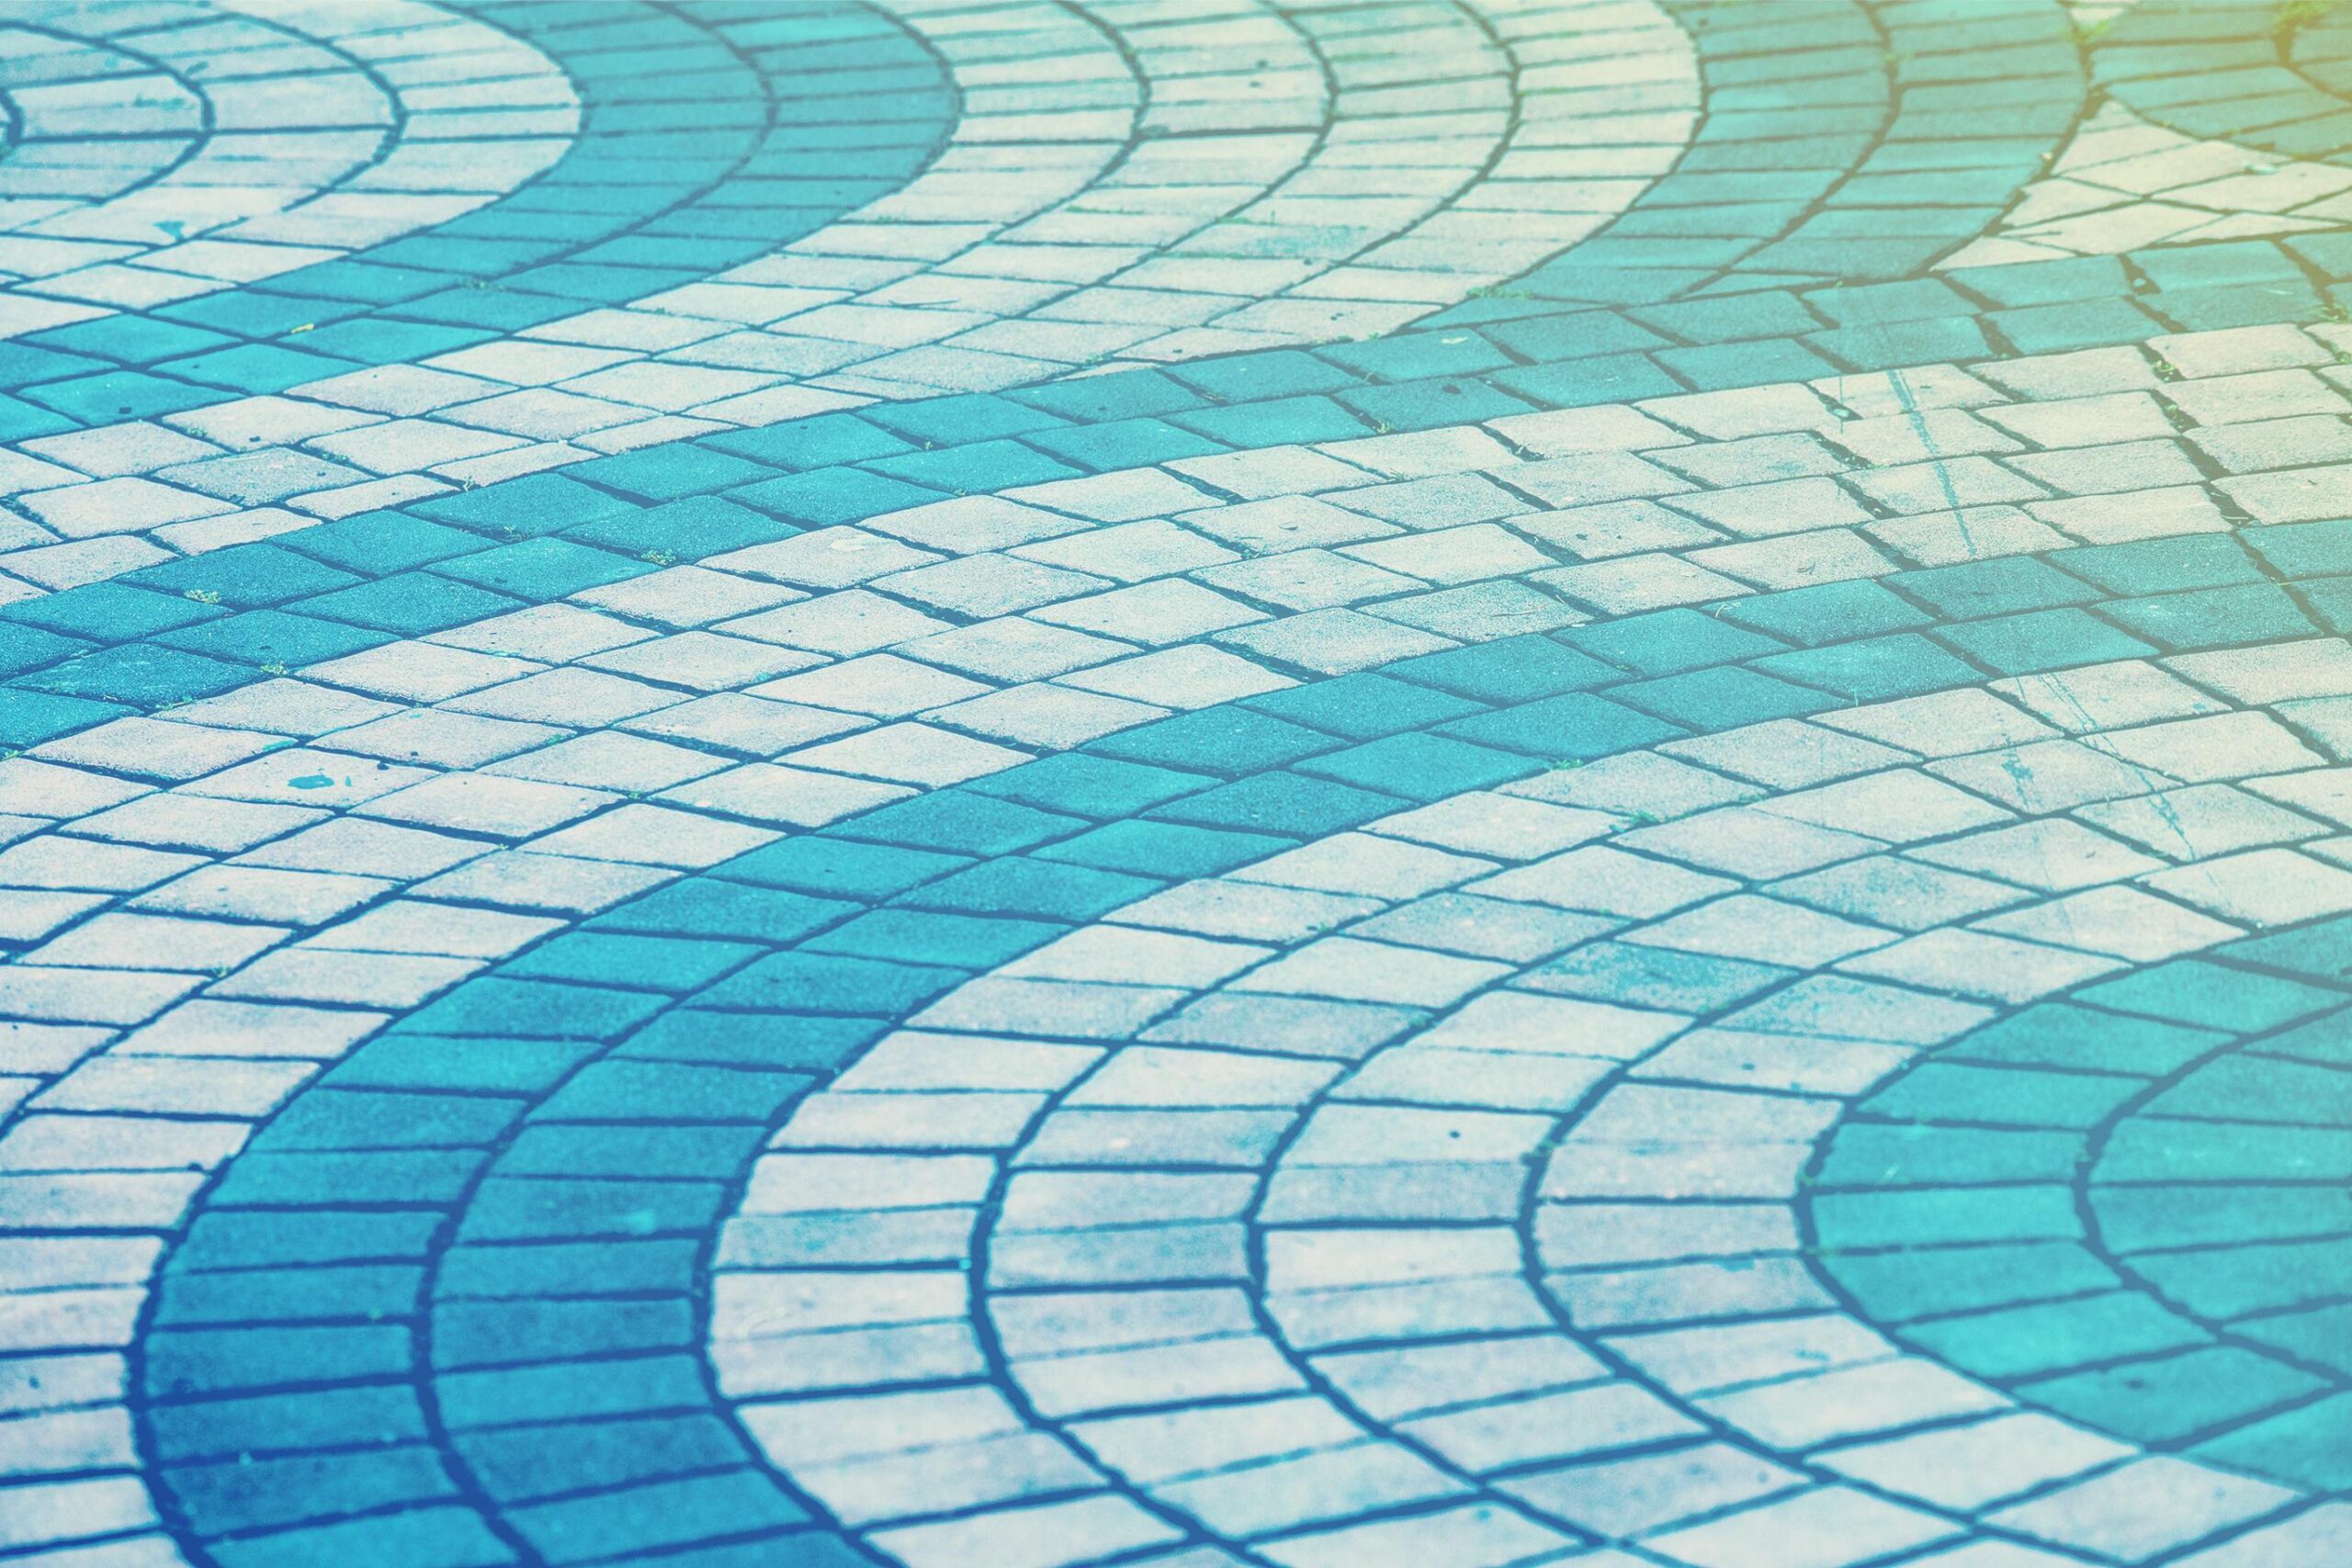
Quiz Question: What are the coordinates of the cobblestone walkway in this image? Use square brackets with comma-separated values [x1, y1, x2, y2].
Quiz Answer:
[7, 0, 2352, 1564]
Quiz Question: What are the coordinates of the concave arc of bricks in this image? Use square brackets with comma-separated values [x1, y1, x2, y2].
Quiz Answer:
[8, 0, 2352, 1565]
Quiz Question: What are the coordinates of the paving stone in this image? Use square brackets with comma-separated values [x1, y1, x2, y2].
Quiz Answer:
[15, 12, 2352, 1563]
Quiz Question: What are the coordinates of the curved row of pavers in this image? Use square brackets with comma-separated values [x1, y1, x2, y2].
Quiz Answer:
[0, 294, 2340, 1562]
[0, 0, 1700, 597]
[18, 291, 2333, 1561]
[1, 224, 2345, 755]
[2092, 0, 2352, 164]
[1503, 0, 2085, 307]
[96, 495, 2352, 1561]
[0, 0, 581, 326]
[14, 0, 2352, 615]
[0, 0, 969, 600]
[0, 0, 2335, 728]
[0, 0, 570, 309]
[0, 0, 954, 436]
[119, 538, 2352, 1568]
[18, 0, 2330, 615]
[0, 6, 2342, 1561]
[1809, 933, 2352, 1495]
[707, 688, 2352, 1565]
[0, 0, 2173, 606]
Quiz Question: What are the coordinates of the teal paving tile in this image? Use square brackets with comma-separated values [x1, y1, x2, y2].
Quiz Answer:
[1090, 706, 1339, 774]
[24, 316, 234, 366]
[124, 546, 362, 609]
[431, 539, 655, 598]
[1886, 556, 2099, 619]
[1817, 1123, 2086, 1187]
[501, 934, 763, 994]
[413, 474, 639, 536]
[1386, 635, 1619, 704]
[1240, 672, 1487, 740]
[0, 344, 112, 387]
[5, 582, 223, 640]
[1321, 332, 1517, 381]
[1338, 377, 1535, 432]
[1436, 691, 1684, 760]
[803, 908, 1065, 968]
[1022, 415, 1226, 470]
[2194, 1393, 2352, 1491]
[1035, 819, 1295, 879]
[898, 856, 1162, 920]
[1806, 314, 1994, 370]
[1899, 1290, 2211, 1382]
[2244, 518, 2352, 578]
[2100, 582, 2318, 651]
[965, 752, 1214, 818]
[2059, 536, 2266, 596]
[2077, 959, 2343, 1032]
[1989, 298, 2163, 354]
[1558, 607, 1785, 674]
[1947, 1003, 2223, 1076]
[1631, 292, 1826, 344]
[1948, 254, 2132, 306]
[1149, 771, 1405, 836]
[1861, 1060, 2145, 1129]
[296, 572, 526, 636]
[22, 370, 221, 423]
[863, 437, 1080, 491]
[1295, 732, 1532, 801]
[717, 838, 967, 900]
[704, 415, 913, 471]
[1715, 581, 1932, 646]
[1612, 664, 1835, 728]
[691, 952, 966, 1016]
[1170, 394, 1371, 447]
[1008, 368, 1204, 423]
[1752, 632, 1983, 700]
[154, 610, 386, 669]
[1826, 1243, 2120, 1326]
[1931, 606, 2159, 673]
[571, 446, 777, 502]
[156, 290, 361, 339]
[1166, 348, 1362, 400]
[564, 496, 800, 558]
[728, 468, 944, 525]
[157, 344, 366, 394]
[2020, 1348, 2317, 1444]
[283, 513, 488, 575]
[0, 687, 130, 746]
[863, 392, 1069, 446]
[1476, 310, 1671, 361]
[0, 622, 90, 679]
[0, 393, 77, 441]
[591, 881, 855, 944]
[1655, 336, 1838, 389]
[1489, 352, 1684, 408]
[257, 260, 458, 305]
[829, 789, 1084, 856]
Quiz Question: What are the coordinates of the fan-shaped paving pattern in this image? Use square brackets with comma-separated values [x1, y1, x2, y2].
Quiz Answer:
[0, 0, 579, 327]
[2098, 0, 2352, 164]
[708, 636, 2352, 1565]
[1812, 940, 2352, 1497]
[6, 2, 2352, 1565]
[0, 0, 1713, 604]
